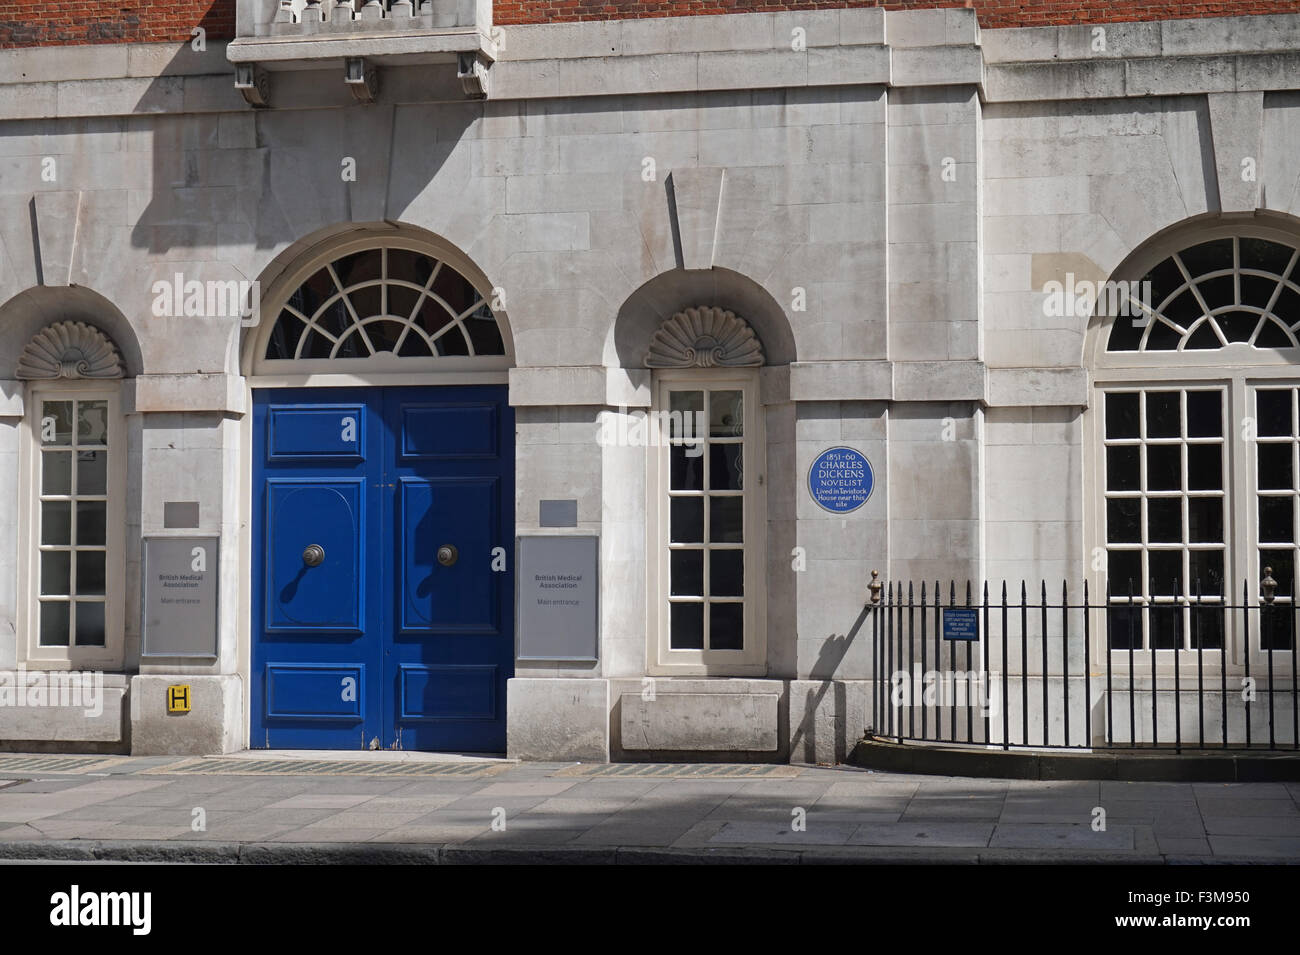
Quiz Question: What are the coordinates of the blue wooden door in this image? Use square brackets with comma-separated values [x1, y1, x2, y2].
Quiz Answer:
[252, 386, 514, 751]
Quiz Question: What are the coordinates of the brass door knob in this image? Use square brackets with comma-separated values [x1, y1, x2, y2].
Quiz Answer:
[302, 544, 325, 567]
[437, 545, 458, 567]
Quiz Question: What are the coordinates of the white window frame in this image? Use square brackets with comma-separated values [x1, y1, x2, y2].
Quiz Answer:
[1086, 222, 1300, 673]
[647, 368, 766, 675]
[17, 382, 127, 669]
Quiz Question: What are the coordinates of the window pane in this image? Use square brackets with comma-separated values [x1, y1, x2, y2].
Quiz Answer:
[710, 551, 743, 597]
[77, 451, 107, 496]
[1150, 605, 1183, 649]
[670, 498, 704, 543]
[40, 401, 73, 445]
[1188, 498, 1223, 543]
[670, 603, 703, 650]
[41, 551, 70, 595]
[39, 601, 70, 647]
[1106, 446, 1140, 491]
[1259, 496, 1294, 544]
[1108, 550, 1141, 593]
[709, 603, 744, 650]
[42, 451, 72, 495]
[1188, 445, 1222, 490]
[1260, 607, 1294, 652]
[77, 501, 106, 547]
[709, 391, 743, 437]
[1257, 389, 1293, 437]
[669, 391, 703, 440]
[41, 501, 71, 546]
[709, 497, 744, 543]
[709, 444, 743, 490]
[1257, 443, 1292, 490]
[670, 550, 703, 596]
[1145, 392, 1180, 438]
[1107, 499, 1141, 544]
[1190, 607, 1224, 649]
[1146, 445, 1181, 491]
[1186, 391, 1222, 438]
[1147, 499, 1182, 543]
[1189, 550, 1223, 595]
[74, 601, 105, 647]
[1149, 550, 1182, 592]
[77, 400, 108, 445]
[76, 552, 105, 595]
[1105, 393, 1140, 439]
[1107, 606, 1141, 650]
[670, 445, 703, 491]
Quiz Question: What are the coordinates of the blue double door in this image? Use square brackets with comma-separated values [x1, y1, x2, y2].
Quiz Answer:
[251, 386, 514, 752]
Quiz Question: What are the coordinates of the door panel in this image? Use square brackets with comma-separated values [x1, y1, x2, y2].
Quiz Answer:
[266, 664, 366, 721]
[252, 385, 513, 752]
[266, 480, 364, 631]
[398, 664, 497, 722]
[397, 477, 499, 633]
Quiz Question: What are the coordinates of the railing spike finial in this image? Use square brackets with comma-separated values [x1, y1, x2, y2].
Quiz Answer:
[869, 569, 882, 605]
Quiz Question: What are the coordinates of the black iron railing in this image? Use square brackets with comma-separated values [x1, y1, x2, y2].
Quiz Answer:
[870, 580, 1299, 752]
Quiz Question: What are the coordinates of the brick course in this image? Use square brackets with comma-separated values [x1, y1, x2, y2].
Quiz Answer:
[3, 1, 1298, 49]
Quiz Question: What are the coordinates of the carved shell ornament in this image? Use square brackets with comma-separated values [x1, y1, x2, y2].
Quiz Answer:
[645, 306, 764, 368]
[16, 321, 124, 380]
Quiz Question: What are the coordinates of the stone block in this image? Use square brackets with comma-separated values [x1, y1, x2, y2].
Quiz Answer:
[0, 670, 127, 743]
[507, 677, 610, 761]
[789, 679, 871, 764]
[129, 674, 241, 755]
[620, 685, 779, 751]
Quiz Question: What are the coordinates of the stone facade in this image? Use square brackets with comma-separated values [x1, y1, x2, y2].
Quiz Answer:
[1, 8, 1298, 760]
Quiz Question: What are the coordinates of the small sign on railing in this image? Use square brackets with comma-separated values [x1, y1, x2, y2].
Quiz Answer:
[942, 607, 979, 641]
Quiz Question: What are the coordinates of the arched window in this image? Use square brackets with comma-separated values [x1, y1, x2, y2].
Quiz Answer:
[1089, 223, 1300, 662]
[252, 237, 510, 376]
[645, 307, 767, 674]
[16, 322, 127, 667]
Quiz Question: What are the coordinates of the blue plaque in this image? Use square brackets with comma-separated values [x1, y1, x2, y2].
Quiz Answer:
[808, 446, 874, 513]
[942, 608, 979, 641]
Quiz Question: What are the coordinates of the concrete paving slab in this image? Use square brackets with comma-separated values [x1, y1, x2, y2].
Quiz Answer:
[266, 794, 377, 809]
[710, 820, 859, 846]
[849, 821, 994, 847]
[989, 824, 1136, 850]
[1201, 815, 1300, 835]
[1154, 835, 1213, 855]
[1207, 835, 1300, 857]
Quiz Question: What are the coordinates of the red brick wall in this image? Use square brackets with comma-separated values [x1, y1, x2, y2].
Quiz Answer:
[0, 2, 234, 49]
[3, 1, 1299, 49]
[497, 1, 1300, 28]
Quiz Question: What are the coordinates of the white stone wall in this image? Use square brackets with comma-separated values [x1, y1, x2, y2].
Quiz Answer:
[1, 7, 1298, 756]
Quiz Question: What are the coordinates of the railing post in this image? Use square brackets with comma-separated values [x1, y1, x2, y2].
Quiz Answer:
[1002, 581, 1009, 751]
[1062, 580, 1070, 748]
[920, 581, 928, 742]
[1041, 580, 1049, 747]
[1084, 579, 1092, 749]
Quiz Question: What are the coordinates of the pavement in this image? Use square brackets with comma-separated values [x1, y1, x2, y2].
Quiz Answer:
[1, 752, 1298, 863]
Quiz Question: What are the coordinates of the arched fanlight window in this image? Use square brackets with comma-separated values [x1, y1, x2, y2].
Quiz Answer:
[1088, 222, 1300, 663]
[1107, 235, 1300, 352]
[261, 243, 506, 366]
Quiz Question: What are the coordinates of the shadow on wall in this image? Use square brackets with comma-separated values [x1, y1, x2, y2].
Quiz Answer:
[126, 43, 473, 259]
